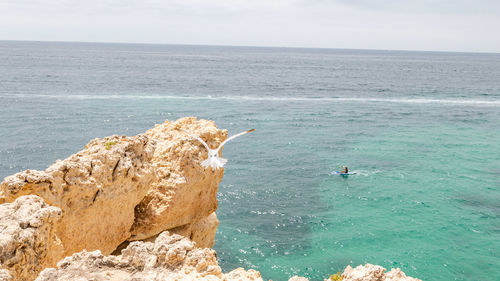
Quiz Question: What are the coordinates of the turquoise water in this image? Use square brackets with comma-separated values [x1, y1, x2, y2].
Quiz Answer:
[1, 41, 499, 280]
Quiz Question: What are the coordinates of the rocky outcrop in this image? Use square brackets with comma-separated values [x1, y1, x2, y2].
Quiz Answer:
[130, 118, 226, 242]
[167, 212, 220, 248]
[224, 268, 263, 281]
[35, 231, 262, 281]
[340, 264, 421, 281]
[0, 134, 155, 261]
[0, 195, 62, 281]
[0, 117, 227, 279]
[0, 270, 12, 281]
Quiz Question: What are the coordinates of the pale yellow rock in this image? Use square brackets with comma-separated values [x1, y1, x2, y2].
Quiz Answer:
[130, 117, 227, 241]
[167, 212, 220, 248]
[341, 264, 421, 281]
[289, 276, 309, 281]
[35, 232, 260, 281]
[0, 195, 62, 281]
[0, 269, 12, 281]
[190, 212, 220, 248]
[342, 264, 386, 281]
[224, 268, 263, 281]
[384, 268, 420, 281]
[0, 134, 156, 259]
[0, 118, 226, 265]
[117, 211, 219, 253]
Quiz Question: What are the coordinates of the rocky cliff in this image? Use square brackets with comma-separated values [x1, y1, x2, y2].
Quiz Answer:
[0, 117, 420, 281]
[0, 117, 225, 280]
[339, 264, 420, 281]
[0, 195, 62, 281]
[35, 231, 262, 281]
[0, 134, 156, 260]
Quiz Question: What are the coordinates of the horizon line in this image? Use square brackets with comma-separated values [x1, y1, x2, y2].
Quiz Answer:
[1, 39, 499, 55]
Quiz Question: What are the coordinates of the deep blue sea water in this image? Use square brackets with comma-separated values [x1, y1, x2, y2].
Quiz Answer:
[1, 41, 499, 280]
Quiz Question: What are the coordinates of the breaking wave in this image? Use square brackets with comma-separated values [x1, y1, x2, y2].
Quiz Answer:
[7, 94, 500, 106]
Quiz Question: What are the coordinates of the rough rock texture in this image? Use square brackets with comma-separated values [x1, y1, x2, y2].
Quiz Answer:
[112, 211, 220, 254]
[224, 268, 263, 281]
[35, 231, 261, 281]
[167, 212, 220, 248]
[0, 134, 155, 260]
[130, 117, 227, 241]
[0, 118, 227, 280]
[341, 264, 421, 281]
[189, 212, 220, 248]
[384, 268, 421, 281]
[0, 195, 62, 281]
[0, 269, 12, 281]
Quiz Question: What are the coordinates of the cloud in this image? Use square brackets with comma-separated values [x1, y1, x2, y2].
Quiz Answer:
[0, 0, 499, 52]
[327, 0, 500, 14]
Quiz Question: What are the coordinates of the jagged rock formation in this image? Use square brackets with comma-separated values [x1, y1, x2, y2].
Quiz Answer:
[130, 118, 226, 243]
[35, 232, 263, 281]
[0, 134, 156, 261]
[0, 270, 11, 281]
[340, 264, 421, 281]
[167, 212, 220, 249]
[0, 117, 226, 280]
[0, 195, 62, 281]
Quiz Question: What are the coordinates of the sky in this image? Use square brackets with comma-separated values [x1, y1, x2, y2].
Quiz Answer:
[1, 0, 500, 52]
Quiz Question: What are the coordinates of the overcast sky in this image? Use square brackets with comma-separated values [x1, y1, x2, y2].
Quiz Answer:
[1, 0, 500, 52]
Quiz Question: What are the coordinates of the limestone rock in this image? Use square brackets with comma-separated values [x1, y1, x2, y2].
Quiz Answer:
[341, 264, 421, 281]
[0, 117, 226, 266]
[0, 270, 12, 281]
[130, 117, 227, 241]
[167, 212, 220, 248]
[0, 134, 156, 259]
[113, 211, 220, 254]
[384, 268, 420, 281]
[190, 212, 220, 248]
[35, 232, 259, 281]
[224, 268, 263, 281]
[0, 195, 62, 281]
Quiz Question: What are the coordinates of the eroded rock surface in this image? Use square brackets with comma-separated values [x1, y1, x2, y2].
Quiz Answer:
[130, 117, 227, 241]
[167, 212, 220, 248]
[224, 268, 263, 281]
[0, 195, 62, 281]
[341, 264, 421, 281]
[0, 134, 155, 260]
[0, 118, 227, 280]
[35, 232, 260, 281]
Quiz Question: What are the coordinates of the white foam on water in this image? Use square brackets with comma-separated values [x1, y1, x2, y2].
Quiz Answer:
[7, 94, 500, 106]
[353, 170, 382, 177]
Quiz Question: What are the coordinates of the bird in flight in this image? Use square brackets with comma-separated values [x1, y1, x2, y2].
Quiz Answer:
[182, 128, 255, 169]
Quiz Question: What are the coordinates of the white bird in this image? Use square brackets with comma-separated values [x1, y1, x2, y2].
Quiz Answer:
[182, 128, 255, 169]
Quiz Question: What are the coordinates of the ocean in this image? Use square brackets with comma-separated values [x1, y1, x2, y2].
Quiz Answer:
[1, 41, 499, 281]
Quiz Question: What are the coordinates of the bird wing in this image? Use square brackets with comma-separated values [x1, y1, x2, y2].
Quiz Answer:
[180, 129, 211, 151]
[216, 129, 255, 152]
